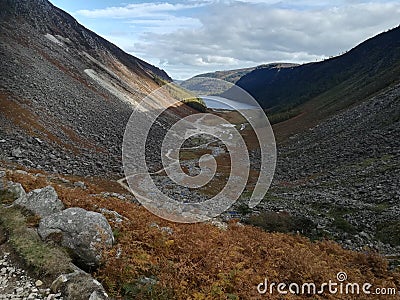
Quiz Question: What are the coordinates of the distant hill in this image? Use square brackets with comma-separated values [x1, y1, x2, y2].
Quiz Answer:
[192, 66, 258, 84]
[193, 63, 298, 83]
[181, 63, 297, 95]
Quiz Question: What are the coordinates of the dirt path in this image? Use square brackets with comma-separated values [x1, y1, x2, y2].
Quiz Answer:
[0, 228, 62, 299]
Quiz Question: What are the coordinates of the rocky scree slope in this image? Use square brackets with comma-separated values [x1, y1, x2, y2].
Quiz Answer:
[225, 26, 400, 259]
[0, 0, 190, 177]
[253, 81, 400, 257]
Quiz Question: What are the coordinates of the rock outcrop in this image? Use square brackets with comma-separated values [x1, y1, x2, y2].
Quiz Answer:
[38, 207, 114, 268]
[7, 182, 27, 203]
[1, 175, 113, 299]
[15, 185, 64, 217]
[51, 270, 109, 300]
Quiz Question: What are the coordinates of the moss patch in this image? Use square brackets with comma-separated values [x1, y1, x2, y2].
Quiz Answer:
[0, 206, 71, 277]
[0, 189, 17, 205]
[376, 222, 400, 246]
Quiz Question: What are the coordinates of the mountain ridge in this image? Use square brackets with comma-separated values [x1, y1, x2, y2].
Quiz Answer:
[0, 0, 171, 82]
[180, 63, 298, 95]
[235, 25, 400, 113]
[191, 63, 298, 83]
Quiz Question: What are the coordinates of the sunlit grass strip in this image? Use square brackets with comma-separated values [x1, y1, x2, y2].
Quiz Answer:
[0, 206, 72, 277]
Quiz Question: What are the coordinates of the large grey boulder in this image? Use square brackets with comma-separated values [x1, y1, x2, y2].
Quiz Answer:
[51, 270, 109, 300]
[38, 207, 114, 268]
[15, 185, 64, 217]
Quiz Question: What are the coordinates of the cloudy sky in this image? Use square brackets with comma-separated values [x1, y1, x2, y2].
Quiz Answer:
[49, 0, 400, 79]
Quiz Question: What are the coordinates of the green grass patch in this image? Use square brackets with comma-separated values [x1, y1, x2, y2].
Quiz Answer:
[372, 202, 390, 213]
[162, 82, 208, 112]
[122, 281, 175, 300]
[0, 189, 17, 205]
[332, 217, 357, 234]
[235, 202, 252, 216]
[267, 108, 301, 125]
[327, 207, 357, 234]
[309, 204, 357, 234]
[181, 97, 207, 113]
[0, 206, 72, 277]
[263, 193, 285, 202]
[244, 211, 315, 236]
[355, 154, 394, 169]
[376, 222, 400, 246]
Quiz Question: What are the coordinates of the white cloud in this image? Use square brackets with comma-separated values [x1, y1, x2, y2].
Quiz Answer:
[128, 16, 202, 34]
[74, 1, 400, 79]
[76, 2, 207, 19]
[130, 1, 400, 78]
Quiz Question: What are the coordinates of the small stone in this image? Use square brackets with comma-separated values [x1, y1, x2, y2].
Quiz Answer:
[73, 181, 86, 189]
[161, 226, 174, 235]
[15, 170, 28, 175]
[11, 147, 23, 158]
[35, 280, 43, 287]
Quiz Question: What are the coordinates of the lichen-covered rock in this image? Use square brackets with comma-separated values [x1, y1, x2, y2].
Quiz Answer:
[38, 207, 114, 268]
[8, 182, 27, 203]
[15, 185, 64, 217]
[51, 270, 109, 300]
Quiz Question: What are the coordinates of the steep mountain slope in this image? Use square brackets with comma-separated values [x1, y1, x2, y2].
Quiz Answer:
[233, 27, 400, 256]
[236, 26, 400, 118]
[0, 0, 170, 82]
[0, 0, 192, 176]
[262, 82, 400, 253]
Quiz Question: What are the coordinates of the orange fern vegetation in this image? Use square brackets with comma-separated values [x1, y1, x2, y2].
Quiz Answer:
[6, 170, 400, 299]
